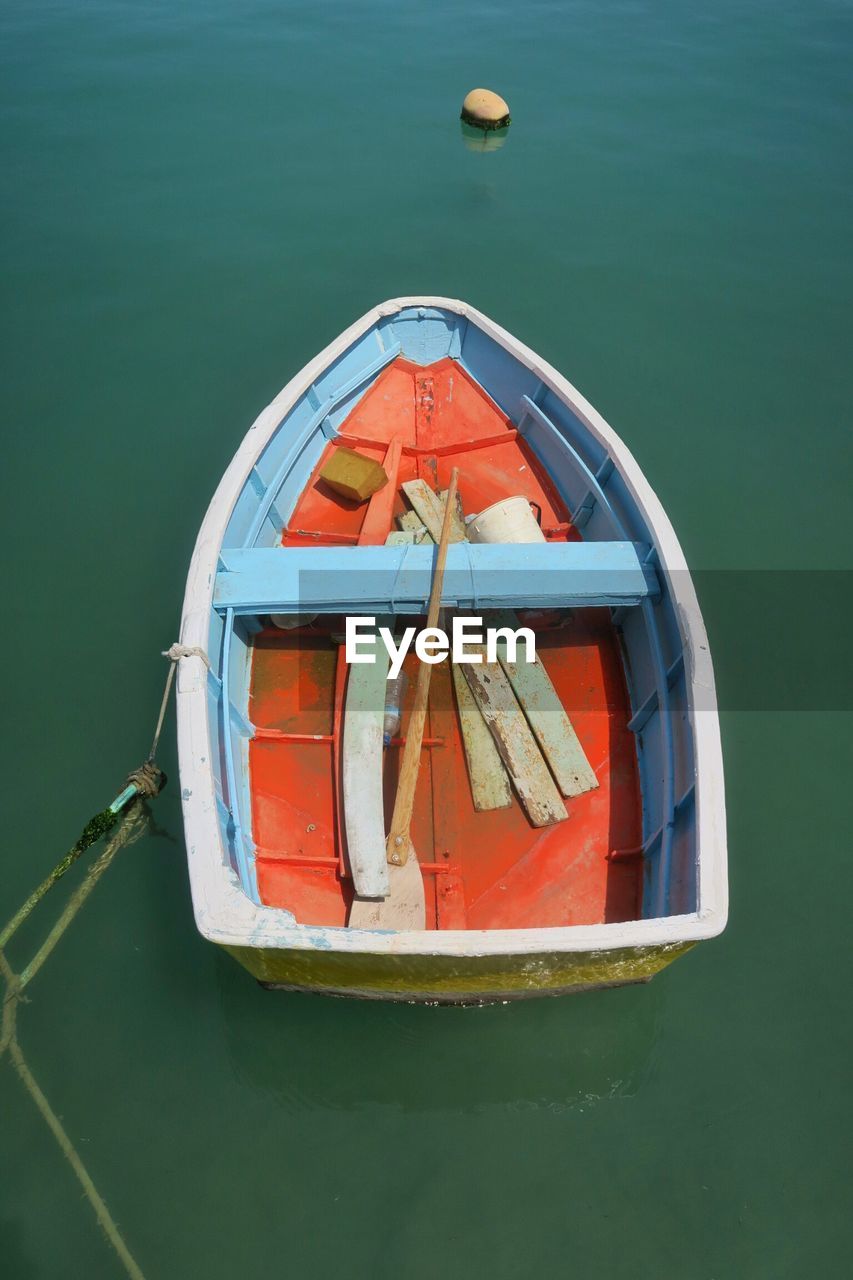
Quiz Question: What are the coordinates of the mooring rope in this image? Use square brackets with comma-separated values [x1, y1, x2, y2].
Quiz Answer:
[0, 765, 164, 954]
[145, 644, 208, 764]
[0, 643, 190, 1280]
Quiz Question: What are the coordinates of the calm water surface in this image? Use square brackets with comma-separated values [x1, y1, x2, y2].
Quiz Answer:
[1, 2, 851, 1276]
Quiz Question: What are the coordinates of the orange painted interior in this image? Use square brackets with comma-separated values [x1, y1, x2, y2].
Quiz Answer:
[249, 358, 642, 929]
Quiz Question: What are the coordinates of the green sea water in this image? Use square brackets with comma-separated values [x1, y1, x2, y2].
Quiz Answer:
[1, 2, 851, 1276]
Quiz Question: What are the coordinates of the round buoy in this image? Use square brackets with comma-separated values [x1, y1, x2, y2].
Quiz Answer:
[460, 88, 511, 131]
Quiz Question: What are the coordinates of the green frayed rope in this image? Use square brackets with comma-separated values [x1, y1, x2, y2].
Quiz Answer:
[0, 763, 164, 953]
[71, 807, 120, 859]
[0, 810, 118, 951]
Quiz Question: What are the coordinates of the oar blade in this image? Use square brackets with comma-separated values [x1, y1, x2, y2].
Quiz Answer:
[348, 855, 426, 930]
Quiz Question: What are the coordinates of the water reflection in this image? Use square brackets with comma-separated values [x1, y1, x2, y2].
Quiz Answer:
[460, 121, 510, 154]
[215, 951, 663, 1115]
[0, 1216, 35, 1279]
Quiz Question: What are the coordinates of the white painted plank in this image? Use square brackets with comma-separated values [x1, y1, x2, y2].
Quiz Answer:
[342, 632, 391, 899]
[461, 652, 568, 827]
[491, 609, 598, 798]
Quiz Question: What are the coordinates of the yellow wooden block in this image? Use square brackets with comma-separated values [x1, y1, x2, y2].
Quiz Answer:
[320, 448, 388, 503]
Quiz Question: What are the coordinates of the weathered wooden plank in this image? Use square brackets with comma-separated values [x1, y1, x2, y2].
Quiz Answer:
[452, 661, 512, 811]
[342, 624, 391, 899]
[397, 510, 429, 541]
[491, 609, 598, 798]
[461, 652, 568, 827]
[438, 487, 466, 542]
[401, 480, 443, 540]
[402, 479, 466, 543]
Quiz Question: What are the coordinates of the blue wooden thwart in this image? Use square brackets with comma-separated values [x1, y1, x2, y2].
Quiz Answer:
[213, 541, 658, 615]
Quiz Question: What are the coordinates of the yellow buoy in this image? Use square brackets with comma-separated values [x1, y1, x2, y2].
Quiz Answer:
[460, 88, 511, 130]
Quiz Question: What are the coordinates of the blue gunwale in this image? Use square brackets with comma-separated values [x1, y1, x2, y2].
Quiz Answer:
[220, 608, 259, 903]
[515, 393, 680, 919]
[245, 342, 402, 548]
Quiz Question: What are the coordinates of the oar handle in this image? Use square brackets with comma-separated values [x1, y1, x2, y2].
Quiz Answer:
[386, 468, 459, 865]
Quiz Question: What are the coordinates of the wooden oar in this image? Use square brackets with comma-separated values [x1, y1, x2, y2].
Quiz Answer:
[386, 467, 459, 870]
[348, 469, 459, 930]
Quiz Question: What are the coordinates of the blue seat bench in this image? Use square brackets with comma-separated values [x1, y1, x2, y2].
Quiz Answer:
[213, 540, 658, 616]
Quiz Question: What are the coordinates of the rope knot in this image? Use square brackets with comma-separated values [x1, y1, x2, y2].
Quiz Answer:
[163, 642, 210, 669]
[125, 761, 166, 800]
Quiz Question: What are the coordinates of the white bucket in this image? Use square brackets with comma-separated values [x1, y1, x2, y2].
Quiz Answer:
[467, 495, 545, 544]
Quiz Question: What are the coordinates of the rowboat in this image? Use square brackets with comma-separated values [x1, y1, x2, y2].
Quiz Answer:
[176, 297, 727, 1001]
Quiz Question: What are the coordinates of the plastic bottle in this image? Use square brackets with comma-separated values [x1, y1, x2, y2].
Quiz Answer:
[383, 671, 408, 746]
